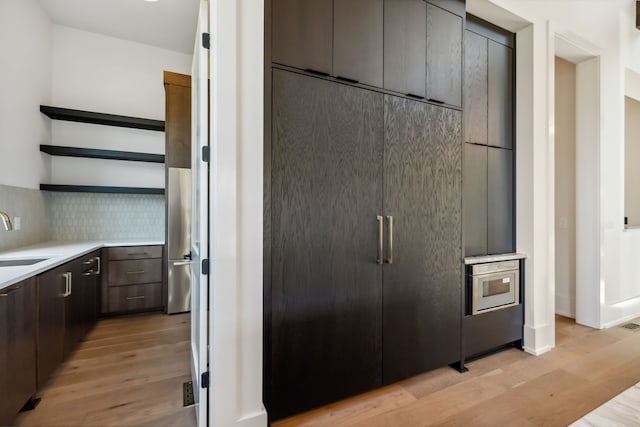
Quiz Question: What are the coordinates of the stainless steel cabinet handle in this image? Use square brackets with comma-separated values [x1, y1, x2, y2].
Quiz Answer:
[83, 260, 93, 265]
[126, 270, 146, 275]
[93, 256, 101, 275]
[82, 271, 93, 276]
[377, 215, 384, 265]
[0, 283, 24, 297]
[172, 260, 192, 266]
[63, 272, 72, 297]
[385, 216, 393, 265]
[126, 295, 145, 300]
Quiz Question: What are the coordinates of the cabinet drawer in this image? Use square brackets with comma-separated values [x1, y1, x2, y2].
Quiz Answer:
[108, 245, 162, 260]
[108, 259, 162, 286]
[107, 283, 162, 312]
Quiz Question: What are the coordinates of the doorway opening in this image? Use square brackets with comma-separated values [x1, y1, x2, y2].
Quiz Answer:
[552, 33, 601, 334]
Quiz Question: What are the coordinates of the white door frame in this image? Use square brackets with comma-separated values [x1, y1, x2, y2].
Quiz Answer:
[208, 0, 268, 426]
[548, 26, 602, 329]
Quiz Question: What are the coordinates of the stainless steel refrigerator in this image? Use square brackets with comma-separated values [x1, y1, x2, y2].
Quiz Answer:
[166, 167, 192, 314]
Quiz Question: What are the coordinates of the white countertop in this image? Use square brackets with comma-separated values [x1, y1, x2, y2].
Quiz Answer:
[0, 240, 164, 291]
[464, 253, 527, 265]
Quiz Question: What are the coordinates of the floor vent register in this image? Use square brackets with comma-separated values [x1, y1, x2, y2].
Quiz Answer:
[183, 381, 195, 407]
[620, 322, 640, 331]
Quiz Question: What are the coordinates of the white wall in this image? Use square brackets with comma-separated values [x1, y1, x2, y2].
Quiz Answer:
[210, 0, 267, 425]
[624, 96, 640, 226]
[0, 0, 52, 190]
[555, 57, 576, 318]
[48, 25, 192, 188]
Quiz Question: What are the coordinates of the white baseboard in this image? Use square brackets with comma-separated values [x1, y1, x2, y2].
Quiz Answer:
[601, 311, 640, 329]
[523, 344, 553, 356]
[234, 407, 268, 427]
[555, 294, 576, 318]
[555, 309, 575, 319]
[523, 322, 554, 355]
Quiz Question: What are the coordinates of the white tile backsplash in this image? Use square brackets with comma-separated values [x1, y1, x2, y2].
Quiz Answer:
[46, 192, 164, 241]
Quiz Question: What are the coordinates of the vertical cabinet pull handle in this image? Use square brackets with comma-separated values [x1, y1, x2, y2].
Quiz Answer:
[93, 256, 101, 275]
[377, 215, 384, 264]
[63, 272, 72, 297]
[385, 216, 393, 264]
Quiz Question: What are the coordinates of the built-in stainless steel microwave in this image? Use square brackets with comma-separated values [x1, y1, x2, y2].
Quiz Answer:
[470, 260, 520, 315]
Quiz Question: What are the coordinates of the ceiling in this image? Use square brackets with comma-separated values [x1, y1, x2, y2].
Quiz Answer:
[38, 0, 199, 55]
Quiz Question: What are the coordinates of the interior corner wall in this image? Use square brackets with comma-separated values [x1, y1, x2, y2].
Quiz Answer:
[0, 0, 52, 190]
[624, 97, 640, 226]
[554, 57, 577, 318]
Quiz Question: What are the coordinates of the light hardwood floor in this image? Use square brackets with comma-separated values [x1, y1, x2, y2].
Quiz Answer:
[274, 316, 640, 427]
[16, 314, 640, 426]
[14, 313, 196, 427]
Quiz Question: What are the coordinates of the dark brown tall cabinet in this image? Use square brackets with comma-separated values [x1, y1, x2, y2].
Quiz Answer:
[164, 71, 192, 169]
[463, 16, 515, 256]
[267, 0, 465, 416]
[270, 70, 385, 418]
[383, 97, 461, 384]
[269, 69, 462, 420]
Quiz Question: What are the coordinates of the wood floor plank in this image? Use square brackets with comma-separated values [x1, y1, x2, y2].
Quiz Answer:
[274, 316, 640, 427]
[14, 313, 194, 427]
[275, 385, 417, 427]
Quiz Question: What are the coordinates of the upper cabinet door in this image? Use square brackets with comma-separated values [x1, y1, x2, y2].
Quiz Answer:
[464, 30, 488, 144]
[488, 40, 514, 149]
[488, 147, 514, 254]
[463, 143, 488, 256]
[384, 0, 427, 98]
[272, 0, 333, 75]
[426, 3, 462, 107]
[334, 0, 384, 87]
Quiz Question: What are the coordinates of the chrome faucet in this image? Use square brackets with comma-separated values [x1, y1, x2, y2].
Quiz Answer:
[0, 211, 13, 231]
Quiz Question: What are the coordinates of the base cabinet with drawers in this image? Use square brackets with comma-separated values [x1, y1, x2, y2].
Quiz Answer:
[37, 250, 101, 389]
[101, 245, 164, 314]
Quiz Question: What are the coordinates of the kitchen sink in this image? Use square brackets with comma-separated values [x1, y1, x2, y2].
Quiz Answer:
[0, 258, 50, 267]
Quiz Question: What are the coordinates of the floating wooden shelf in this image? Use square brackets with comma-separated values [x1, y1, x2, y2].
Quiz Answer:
[40, 185, 165, 195]
[40, 145, 165, 163]
[40, 105, 165, 132]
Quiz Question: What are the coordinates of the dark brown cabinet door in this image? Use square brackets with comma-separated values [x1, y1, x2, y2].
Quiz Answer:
[77, 252, 99, 335]
[488, 40, 513, 149]
[0, 279, 36, 426]
[464, 143, 488, 256]
[384, 0, 426, 97]
[426, 3, 462, 107]
[37, 265, 67, 388]
[164, 72, 192, 168]
[464, 30, 488, 144]
[270, 69, 384, 419]
[272, 0, 333, 74]
[334, 0, 383, 87]
[383, 96, 462, 383]
[488, 147, 514, 253]
[64, 265, 85, 356]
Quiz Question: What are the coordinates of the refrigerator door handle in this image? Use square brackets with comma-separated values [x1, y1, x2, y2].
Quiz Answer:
[172, 260, 192, 266]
